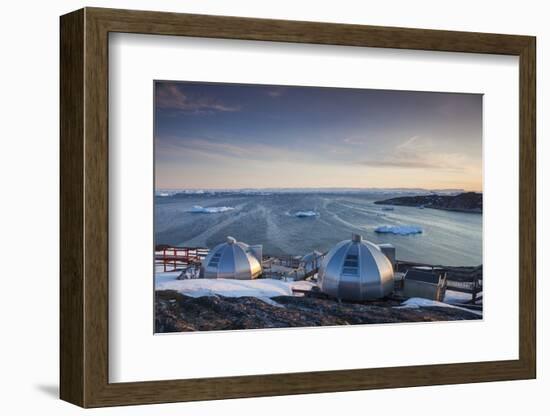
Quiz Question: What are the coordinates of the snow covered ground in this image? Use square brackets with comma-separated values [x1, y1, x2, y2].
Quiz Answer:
[155, 273, 316, 306]
[444, 289, 479, 304]
[154, 272, 479, 313]
[397, 297, 482, 316]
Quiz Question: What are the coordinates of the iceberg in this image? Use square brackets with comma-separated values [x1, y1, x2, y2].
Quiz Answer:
[156, 190, 176, 197]
[294, 210, 319, 218]
[374, 225, 423, 235]
[190, 205, 235, 214]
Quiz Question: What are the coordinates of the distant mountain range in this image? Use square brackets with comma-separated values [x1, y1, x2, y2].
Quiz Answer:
[374, 192, 482, 213]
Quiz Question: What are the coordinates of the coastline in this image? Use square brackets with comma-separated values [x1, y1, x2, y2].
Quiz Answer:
[375, 203, 482, 214]
[374, 192, 483, 214]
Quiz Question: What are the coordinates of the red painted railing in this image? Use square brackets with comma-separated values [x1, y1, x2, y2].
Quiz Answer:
[155, 247, 209, 272]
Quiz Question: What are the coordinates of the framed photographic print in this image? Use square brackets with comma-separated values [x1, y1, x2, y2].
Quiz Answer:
[60, 7, 536, 408]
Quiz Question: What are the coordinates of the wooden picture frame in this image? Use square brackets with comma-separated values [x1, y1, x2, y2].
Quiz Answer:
[60, 7, 536, 408]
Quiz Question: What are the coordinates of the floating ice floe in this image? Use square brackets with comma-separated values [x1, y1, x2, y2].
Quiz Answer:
[156, 190, 177, 197]
[180, 189, 205, 194]
[190, 205, 235, 214]
[374, 225, 423, 235]
[294, 210, 319, 218]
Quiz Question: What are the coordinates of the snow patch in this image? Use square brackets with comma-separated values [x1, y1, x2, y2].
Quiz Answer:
[396, 297, 482, 316]
[155, 272, 182, 284]
[154, 276, 318, 306]
[190, 205, 235, 214]
[375, 225, 423, 235]
[444, 290, 479, 304]
[290, 280, 317, 292]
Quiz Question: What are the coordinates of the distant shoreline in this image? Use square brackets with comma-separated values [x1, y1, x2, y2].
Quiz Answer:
[374, 192, 482, 214]
[157, 187, 477, 195]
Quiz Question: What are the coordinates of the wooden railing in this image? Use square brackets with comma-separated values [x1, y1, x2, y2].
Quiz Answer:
[396, 260, 483, 304]
[446, 279, 483, 303]
[155, 246, 209, 272]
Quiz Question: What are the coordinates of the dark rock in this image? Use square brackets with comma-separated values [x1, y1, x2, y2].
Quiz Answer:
[155, 290, 481, 333]
[374, 192, 482, 213]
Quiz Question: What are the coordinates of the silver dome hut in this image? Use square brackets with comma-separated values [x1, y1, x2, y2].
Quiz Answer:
[318, 234, 394, 300]
[200, 236, 262, 280]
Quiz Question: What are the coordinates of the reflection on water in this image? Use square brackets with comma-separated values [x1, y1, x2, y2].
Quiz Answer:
[155, 193, 482, 267]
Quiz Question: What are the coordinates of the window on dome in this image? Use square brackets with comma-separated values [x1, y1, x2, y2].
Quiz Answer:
[209, 252, 222, 267]
[342, 254, 359, 276]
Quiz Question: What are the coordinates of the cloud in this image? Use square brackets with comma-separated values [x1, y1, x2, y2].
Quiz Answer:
[361, 159, 446, 169]
[155, 83, 240, 113]
[344, 135, 419, 148]
[396, 135, 420, 149]
[357, 136, 468, 171]
[156, 135, 294, 163]
[343, 137, 368, 145]
[156, 134, 339, 167]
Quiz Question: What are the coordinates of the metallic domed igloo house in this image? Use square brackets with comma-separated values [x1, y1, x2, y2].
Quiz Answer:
[200, 236, 262, 280]
[318, 234, 394, 301]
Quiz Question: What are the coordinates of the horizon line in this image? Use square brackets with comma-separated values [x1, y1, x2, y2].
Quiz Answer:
[156, 186, 482, 192]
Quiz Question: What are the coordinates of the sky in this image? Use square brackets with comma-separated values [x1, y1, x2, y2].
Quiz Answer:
[155, 81, 482, 191]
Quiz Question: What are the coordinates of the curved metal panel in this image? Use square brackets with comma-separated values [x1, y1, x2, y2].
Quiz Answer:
[200, 237, 262, 280]
[318, 234, 394, 300]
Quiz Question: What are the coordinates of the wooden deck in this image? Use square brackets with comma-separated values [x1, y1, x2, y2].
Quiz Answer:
[396, 260, 483, 303]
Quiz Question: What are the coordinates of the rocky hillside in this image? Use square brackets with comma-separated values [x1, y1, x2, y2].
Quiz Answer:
[155, 290, 480, 332]
[374, 192, 482, 213]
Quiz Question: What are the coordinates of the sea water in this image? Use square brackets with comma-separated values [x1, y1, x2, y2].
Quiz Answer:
[155, 192, 482, 267]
